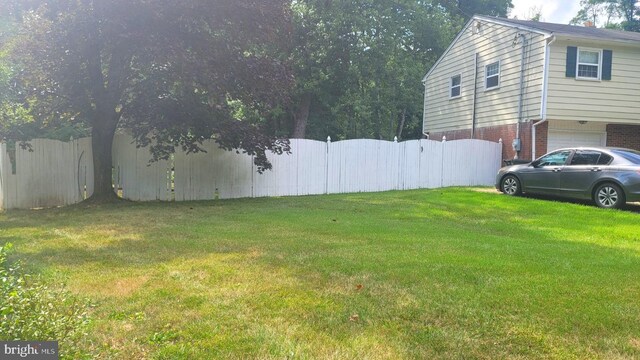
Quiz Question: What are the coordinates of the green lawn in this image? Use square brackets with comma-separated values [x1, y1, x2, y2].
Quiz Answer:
[2, 188, 640, 359]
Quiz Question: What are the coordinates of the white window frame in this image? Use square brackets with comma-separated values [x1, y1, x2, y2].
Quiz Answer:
[576, 47, 602, 81]
[485, 61, 500, 91]
[449, 74, 461, 99]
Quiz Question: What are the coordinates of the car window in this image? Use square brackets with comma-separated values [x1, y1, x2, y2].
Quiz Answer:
[611, 149, 640, 165]
[569, 150, 605, 166]
[597, 153, 612, 165]
[537, 150, 572, 166]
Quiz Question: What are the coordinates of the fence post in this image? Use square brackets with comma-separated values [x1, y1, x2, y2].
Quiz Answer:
[325, 136, 331, 194]
[393, 136, 406, 190]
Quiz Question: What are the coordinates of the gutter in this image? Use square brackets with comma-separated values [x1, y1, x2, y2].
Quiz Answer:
[553, 34, 640, 48]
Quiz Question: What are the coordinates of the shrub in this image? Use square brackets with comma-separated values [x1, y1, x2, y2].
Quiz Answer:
[0, 243, 92, 358]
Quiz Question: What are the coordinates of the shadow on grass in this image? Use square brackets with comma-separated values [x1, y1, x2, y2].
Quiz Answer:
[3, 190, 640, 358]
[5, 191, 638, 280]
[493, 191, 640, 214]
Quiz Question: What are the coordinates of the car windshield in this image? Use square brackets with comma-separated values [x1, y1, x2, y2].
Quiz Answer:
[611, 149, 640, 164]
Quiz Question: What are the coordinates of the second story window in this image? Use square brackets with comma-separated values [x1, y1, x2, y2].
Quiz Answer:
[450, 74, 461, 98]
[485, 61, 500, 90]
[577, 49, 601, 80]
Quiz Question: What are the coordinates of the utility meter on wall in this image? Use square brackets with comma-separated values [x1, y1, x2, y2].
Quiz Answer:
[512, 138, 521, 152]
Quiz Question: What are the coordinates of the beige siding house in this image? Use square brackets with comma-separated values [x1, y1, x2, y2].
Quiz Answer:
[423, 15, 640, 161]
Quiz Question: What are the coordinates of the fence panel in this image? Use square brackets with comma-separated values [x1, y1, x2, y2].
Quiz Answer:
[251, 139, 329, 198]
[0, 138, 92, 209]
[326, 139, 401, 194]
[441, 139, 501, 187]
[174, 140, 254, 201]
[1, 136, 502, 209]
[253, 144, 297, 198]
[113, 134, 171, 201]
[398, 140, 421, 190]
[418, 140, 444, 189]
[295, 139, 328, 196]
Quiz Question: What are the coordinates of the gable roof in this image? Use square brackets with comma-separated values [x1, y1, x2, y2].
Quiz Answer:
[489, 17, 640, 43]
[423, 15, 640, 82]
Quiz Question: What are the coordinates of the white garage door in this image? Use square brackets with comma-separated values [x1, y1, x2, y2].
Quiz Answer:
[547, 130, 606, 152]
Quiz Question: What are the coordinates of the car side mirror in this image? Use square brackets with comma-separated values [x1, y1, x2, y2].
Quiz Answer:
[531, 161, 540, 168]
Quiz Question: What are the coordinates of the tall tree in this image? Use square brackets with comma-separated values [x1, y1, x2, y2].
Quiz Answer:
[571, 0, 640, 30]
[442, 0, 513, 21]
[284, 0, 512, 141]
[285, 0, 458, 140]
[1, 1, 293, 200]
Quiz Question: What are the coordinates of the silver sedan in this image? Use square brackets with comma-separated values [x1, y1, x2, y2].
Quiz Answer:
[496, 147, 640, 209]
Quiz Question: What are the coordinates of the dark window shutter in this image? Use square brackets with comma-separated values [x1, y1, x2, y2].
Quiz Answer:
[602, 50, 612, 80]
[566, 46, 577, 77]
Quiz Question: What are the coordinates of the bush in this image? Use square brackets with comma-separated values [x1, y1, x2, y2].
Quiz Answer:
[0, 243, 92, 358]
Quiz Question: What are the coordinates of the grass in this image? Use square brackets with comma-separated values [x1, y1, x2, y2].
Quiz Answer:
[2, 188, 640, 359]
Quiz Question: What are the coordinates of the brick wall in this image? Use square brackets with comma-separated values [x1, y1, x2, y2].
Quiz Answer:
[606, 124, 640, 150]
[427, 122, 533, 161]
[533, 121, 548, 159]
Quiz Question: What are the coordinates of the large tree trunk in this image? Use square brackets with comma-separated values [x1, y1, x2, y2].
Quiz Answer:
[89, 111, 120, 201]
[291, 93, 311, 139]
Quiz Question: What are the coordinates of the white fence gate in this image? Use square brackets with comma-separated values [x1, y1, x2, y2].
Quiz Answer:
[0, 135, 502, 209]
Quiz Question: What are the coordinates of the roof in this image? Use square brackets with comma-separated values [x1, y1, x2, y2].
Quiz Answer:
[423, 15, 640, 82]
[484, 16, 640, 43]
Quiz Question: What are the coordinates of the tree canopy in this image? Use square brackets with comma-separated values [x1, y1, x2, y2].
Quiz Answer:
[278, 0, 513, 142]
[571, 0, 640, 30]
[0, 0, 515, 200]
[1, 0, 293, 198]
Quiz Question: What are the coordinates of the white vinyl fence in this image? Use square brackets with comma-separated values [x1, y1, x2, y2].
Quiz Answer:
[0, 134, 502, 209]
[0, 138, 94, 209]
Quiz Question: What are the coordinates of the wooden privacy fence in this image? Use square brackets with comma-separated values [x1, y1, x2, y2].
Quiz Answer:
[0, 134, 502, 209]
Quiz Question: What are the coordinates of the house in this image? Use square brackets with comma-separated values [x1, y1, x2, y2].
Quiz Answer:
[422, 15, 640, 161]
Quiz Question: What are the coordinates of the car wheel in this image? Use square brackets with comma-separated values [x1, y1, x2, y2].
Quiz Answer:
[594, 183, 625, 209]
[501, 175, 522, 196]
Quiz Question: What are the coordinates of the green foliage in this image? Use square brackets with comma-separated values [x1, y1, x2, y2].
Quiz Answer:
[283, 0, 513, 141]
[148, 326, 180, 345]
[0, 243, 92, 358]
[571, 0, 640, 30]
[1, 28, 89, 142]
[1, 1, 293, 195]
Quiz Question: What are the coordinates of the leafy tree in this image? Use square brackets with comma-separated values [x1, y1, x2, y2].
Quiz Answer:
[571, 0, 640, 30]
[284, 1, 456, 140]
[1, 1, 293, 200]
[442, 0, 513, 21]
[284, 0, 512, 141]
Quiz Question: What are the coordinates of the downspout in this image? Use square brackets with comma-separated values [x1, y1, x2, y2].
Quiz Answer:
[422, 79, 428, 138]
[531, 36, 556, 160]
[471, 52, 479, 139]
[531, 119, 547, 160]
[515, 33, 527, 159]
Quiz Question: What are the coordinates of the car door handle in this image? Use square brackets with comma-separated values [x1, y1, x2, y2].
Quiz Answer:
[591, 167, 602, 172]
[552, 168, 562, 172]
